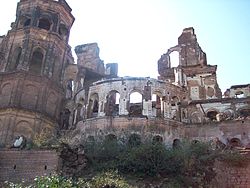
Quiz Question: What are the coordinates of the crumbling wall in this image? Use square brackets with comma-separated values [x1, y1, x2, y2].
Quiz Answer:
[178, 27, 207, 67]
[75, 43, 105, 75]
[158, 27, 222, 100]
[225, 84, 250, 98]
[74, 77, 186, 120]
[74, 116, 250, 148]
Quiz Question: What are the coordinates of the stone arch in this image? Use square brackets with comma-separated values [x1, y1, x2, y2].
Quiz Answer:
[38, 17, 51, 31]
[30, 47, 44, 74]
[128, 133, 141, 147]
[14, 121, 33, 139]
[0, 82, 12, 106]
[235, 90, 245, 98]
[152, 91, 163, 117]
[173, 138, 181, 148]
[105, 90, 120, 116]
[87, 93, 99, 118]
[229, 138, 242, 147]
[223, 108, 235, 120]
[8, 47, 22, 71]
[206, 109, 219, 121]
[169, 51, 180, 68]
[129, 91, 143, 116]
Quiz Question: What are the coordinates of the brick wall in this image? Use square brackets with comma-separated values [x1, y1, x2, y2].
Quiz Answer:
[213, 161, 250, 188]
[0, 149, 59, 183]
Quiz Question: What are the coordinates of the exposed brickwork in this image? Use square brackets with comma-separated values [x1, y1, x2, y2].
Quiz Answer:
[213, 161, 250, 188]
[0, 0, 249, 187]
[0, 0, 75, 145]
[0, 149, 59, 183]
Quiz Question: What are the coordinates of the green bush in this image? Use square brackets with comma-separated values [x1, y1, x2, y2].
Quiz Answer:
[5, 139, 227, 187]
[220, 150, 250, 167]
[88, 171, 134, 188]
[83, 139, 218, 187]
[119, 142, 181, 177]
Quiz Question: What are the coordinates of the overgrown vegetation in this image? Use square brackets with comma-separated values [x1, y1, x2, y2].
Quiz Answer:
[4, 137, 249, 187]
[220, 149, 250, 167]
[83, 138, 219, 187]
[5, 171, 134, 188]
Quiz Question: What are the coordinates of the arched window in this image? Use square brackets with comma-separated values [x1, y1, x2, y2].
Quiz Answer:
[8, 47, 22, 71]
[152, 93, 163, 117]
[30, 49, 43, 74]
[169, 51, 179, 68]
[105, 91, 120, 116]
[229, 138, 241, 148]
[235, 91, 244, 98]
[207, 110, 218, 121]
[173, 139, 181, 149]
[87, 93, 99, 118]
[24, 18, 31, 27]
[38, 18, 51, 30]
[129, 91, 142, 116]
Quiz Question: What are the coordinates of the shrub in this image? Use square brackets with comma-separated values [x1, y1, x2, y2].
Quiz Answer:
[119, 142, 180, 177]
[88, 171, 134, 188]
[4, 171, 133, 188]
[220, 150, 250, 167]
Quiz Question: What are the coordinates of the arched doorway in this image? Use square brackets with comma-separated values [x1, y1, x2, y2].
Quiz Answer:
[105, 90, 120, 116]
[129, 91, 142, 116]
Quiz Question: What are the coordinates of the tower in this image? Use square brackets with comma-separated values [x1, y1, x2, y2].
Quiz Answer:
[0, 0, 75, 145]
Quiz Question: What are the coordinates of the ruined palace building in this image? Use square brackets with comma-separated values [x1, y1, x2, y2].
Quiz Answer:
[0, 0, 250, 181]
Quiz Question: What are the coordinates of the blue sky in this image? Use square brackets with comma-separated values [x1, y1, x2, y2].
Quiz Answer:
[1, 0, 249, 93]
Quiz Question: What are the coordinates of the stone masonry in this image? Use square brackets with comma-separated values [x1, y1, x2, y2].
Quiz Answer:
[0, 0, 249, 186]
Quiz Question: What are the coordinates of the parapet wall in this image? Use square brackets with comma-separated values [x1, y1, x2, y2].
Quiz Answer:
[0, 149, 59, 183]
[75, 117, 250, 147]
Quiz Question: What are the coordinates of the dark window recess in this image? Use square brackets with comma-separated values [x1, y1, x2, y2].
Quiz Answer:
[38, 18, 51, 30]
[30, 50, 43, 74]
[24, 19, 31, 27]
